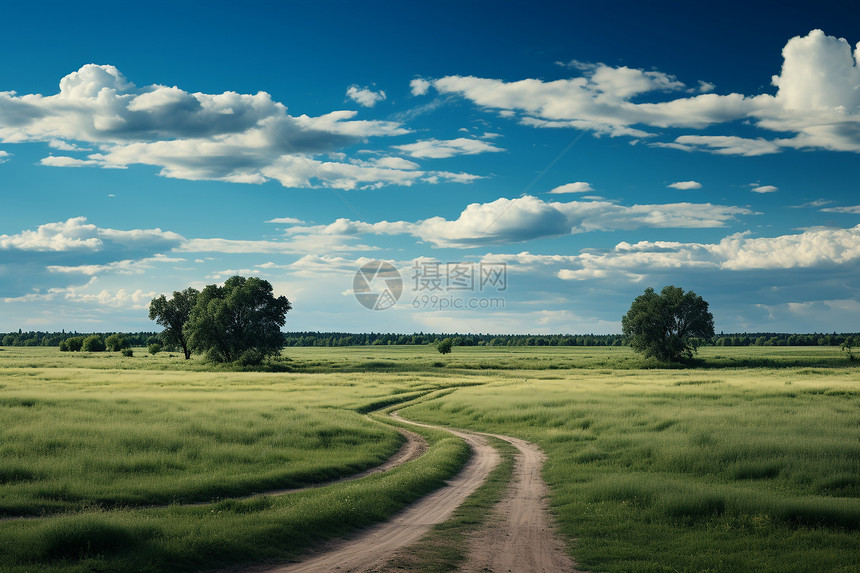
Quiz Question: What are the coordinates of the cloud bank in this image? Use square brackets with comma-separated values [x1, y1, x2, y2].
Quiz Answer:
[0, 217, 184, 298]
[425, 30, 860, 154]
[281, 195, 753, 248]
[548, 224, 860, 282]
[0, 65, 478, 189]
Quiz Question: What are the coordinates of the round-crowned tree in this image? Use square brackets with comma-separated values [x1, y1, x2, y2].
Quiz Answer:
[436, 337, 453, 355]
[622, 285, 715, 362]
[81, 335, 106, 352]
[64, 336, 84, 352]
[105, 334, 130, 352]
[185, 276, 291, 364]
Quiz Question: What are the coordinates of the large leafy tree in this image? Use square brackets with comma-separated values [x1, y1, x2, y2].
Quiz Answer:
[622, 285, 715, 362]
[185, 276, 291, 364]
[148, 288, 199, 359]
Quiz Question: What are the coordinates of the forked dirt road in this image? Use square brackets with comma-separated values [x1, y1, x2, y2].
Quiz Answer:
[259, 413, 578, 573]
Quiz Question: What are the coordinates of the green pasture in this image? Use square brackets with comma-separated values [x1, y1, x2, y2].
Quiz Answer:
[2, 344, 851, 373]
[0, 345, 857, 572]
[400, 364, 860, 573]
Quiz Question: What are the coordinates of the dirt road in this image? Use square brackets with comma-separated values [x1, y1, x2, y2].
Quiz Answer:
[261, 414, 577, 573]
[458, 433, 581, 573]
[265, 426, 498, 572]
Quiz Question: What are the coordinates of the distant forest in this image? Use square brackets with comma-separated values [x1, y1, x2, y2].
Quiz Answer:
[1, 330, 858, 349]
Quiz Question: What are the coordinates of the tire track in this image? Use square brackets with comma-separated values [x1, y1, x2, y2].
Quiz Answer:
[260, 424, 498, 572]
[457, 432, 582, 573]
[258, 413, 577, 573]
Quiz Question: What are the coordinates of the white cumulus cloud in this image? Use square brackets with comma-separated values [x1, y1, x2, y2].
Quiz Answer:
[282, 195, 753, 248]
[0, 217, 185, 298]
[425, 30, 860, 155]
[346, 85, 386, 107]
[668, 180, 702, 190]
[0, 64, 484, 190]
[410, 78, 431, 96]
[393, 137, 505, 159]
[549, 182, 593, 194]
[0, 217, 182, 254]
[552, 224, 860, 283]
[751, 185, 779, 194]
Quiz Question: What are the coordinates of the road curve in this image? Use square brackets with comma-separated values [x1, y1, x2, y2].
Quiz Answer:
[258, 413, 577, 573]
[262, 421, 499, 572]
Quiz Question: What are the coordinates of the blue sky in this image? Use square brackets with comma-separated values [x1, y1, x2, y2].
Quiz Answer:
[1, 0, 859, 334]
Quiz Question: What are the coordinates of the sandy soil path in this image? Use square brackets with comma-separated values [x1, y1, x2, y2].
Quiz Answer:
[261, 423, 499, 572]
[259, 414, 578, 573]
[458, 433, 582, 573]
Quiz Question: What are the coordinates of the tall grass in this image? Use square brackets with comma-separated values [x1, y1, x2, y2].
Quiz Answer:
[0, 394, 403, 515]
[0, 361, 470, 516]
[0, 348, 478, 571]
[2, 346, 858, 572]
[2, 344, 852, 374]
[401, 367, 860, 573]
[0, 430, 469, 572]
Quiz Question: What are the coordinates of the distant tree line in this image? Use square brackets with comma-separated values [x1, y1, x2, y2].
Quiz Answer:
[1, 331, 159, 348]
[281, 331, 860, 348]
[712, 333, 859, 347]
[2, 330, 858, 350]
[281, 332, 627, 347]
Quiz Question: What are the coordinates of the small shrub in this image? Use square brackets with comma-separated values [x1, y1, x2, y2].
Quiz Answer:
[436, 338, 453, 355]
[148, 343, 162, 355]
[121, 348, 134, 357]
[105, 334, 131, 352]
[82, 335, 106, 352]
[236, 349, 265, 366]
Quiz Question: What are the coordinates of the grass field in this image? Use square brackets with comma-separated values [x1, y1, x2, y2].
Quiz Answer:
[0, 345, 857, 572]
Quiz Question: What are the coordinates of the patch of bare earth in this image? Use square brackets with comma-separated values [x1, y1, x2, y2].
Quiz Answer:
[255, 413, 581, 573]
[457, 433, 583, 573]
[259, 427, 499, 572]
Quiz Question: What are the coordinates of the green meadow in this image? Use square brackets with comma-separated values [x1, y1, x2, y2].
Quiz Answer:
[401, 361, 860, 572]
[0, 345, 857, 572]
